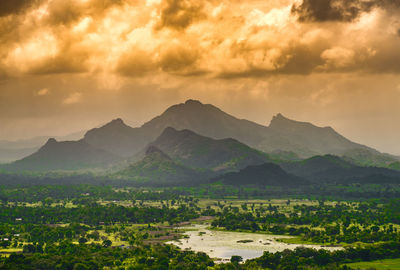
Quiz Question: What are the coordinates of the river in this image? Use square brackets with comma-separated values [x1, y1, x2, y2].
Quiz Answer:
[167, 224, 342, 262]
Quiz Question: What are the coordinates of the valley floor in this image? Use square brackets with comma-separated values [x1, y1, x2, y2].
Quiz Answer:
[1, 184, 400, 269]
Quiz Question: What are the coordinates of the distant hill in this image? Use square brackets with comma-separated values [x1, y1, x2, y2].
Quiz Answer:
[84, 118, 148, 158]
[389, 162, 400, 171]
[148, 127, 269, 174]
[83, 100, 396, 163]
[0, 147, 38, 164]
[116, 128, 271, 185]
[281, 155, 400, 184]
[341, 148, 399, 168]
[0, 130, 85, 163]
[83, 100, 286, 158]
[7, 138, 120, 171]
[5, 99, 398, 171]
[267, 114, 368, 156]
[116, 146, 202, 185]
[213, 163, 307, 186]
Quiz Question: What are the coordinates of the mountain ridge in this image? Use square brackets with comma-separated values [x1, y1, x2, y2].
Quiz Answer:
[117, 145, 202, 185]
[4, 99, 399, 172]
[84, 99, 388, 160]
[148, 127, 270, 174]
[6, 138, 120, 171]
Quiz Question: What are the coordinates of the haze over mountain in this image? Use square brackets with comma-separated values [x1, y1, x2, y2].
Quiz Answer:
[214, 163, 307, 186]
[7, 138, 119, 171]
[3, 100, 398, 173]
[83, 99, 285, 158]
[116, 127, 271, 185]
[84, 100, 396, 162]
[0, 131, 85, 163]
[117, 146, 201, 185]
[281, 155, 400, 184]
[84, 118, 148, 158]
[268, 114, 367, 156]
[148, 127, 269, 174]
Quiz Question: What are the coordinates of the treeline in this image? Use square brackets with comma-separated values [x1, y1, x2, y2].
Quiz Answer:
[2, 240, 400, 269]
[2, 173, 400, 200]
[0, 204, 199, 225]
[240, 242, 400, 269]
[174, 183, 400, 200]
[0, 185, 183, 203]
[211, 200, 400, 244]
[1, 242, 214, 270]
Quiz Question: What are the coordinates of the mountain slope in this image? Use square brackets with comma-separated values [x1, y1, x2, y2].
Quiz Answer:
[213, 163, 307, 186]
[83, 100, 394, 162]
[148, 127, 270, 174]
[84, 118, 147, 158]
[10, 100, 397, 171]
[0, 131, 85, 163]
[0, 147, 38, 164]
[281, 155, 400, 183]
[268, 114, 370, 157]
[140, 100, 288, 149]
[83, 100, 296, 158]
[342, 148, 399, 167]
[8, 138, 120, 171]
[117, 146, 201, 185]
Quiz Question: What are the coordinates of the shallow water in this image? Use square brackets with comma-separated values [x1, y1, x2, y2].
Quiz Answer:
[167, 224, 342, 262]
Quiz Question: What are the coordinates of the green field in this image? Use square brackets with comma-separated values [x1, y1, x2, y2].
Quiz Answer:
[346, 258, 400, 269]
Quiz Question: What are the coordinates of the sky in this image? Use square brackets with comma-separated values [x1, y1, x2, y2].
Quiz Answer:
[0, 0, 400, 154]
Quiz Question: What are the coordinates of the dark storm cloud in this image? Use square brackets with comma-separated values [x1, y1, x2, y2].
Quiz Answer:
[115, 44, 202, 77]
[159, 44, 199, 73]
[216, 45, 325, 79]
[45, 0, 124, 27]
[292, 0, 399, 22]
[0, 0, 41, 17]
[27, 54, 88, 75]
[156, 0, 206, 30]
[115, 49, 155, 77]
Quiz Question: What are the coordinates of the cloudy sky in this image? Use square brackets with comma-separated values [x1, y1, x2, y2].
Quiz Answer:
[0, 0, 400, 154]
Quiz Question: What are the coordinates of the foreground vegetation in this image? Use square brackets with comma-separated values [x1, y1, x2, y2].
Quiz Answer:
[345, 258, 400, 270]
[1, 184, 400, 269]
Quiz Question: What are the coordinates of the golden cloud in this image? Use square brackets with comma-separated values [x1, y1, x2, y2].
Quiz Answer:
[0, 0, 400, 78]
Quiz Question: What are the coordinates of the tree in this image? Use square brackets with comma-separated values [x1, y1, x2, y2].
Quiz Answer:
[231, 255, 243, 265]
[78, 237, 87, 244]
[73, 263, 89, 270]
[102, 239, 112, 247]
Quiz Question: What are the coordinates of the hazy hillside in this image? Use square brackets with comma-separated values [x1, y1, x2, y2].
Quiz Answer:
[267, 114, 368, 156]
[84, 118, 148, 158]
[0, 131, 85, 163]
[0, 147, 38, 163]
[213, 163, 307, 186]
[5, 100, 398, 171]
[117, 146, 202, 185]
[149, 127, 269, 174]
[83, 100, 287, 158]
[342, 148, 400, 167]
[7, 138, 120, 171]
[281, 155, 400, 183]
[83, 100, 395, 162]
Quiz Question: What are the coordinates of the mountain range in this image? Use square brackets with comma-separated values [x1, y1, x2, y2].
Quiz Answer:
[83, 100, 399, 164]
[1, 99, 399, 186]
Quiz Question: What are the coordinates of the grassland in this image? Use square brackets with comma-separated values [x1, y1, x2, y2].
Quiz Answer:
[346, 258, 400, 269]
